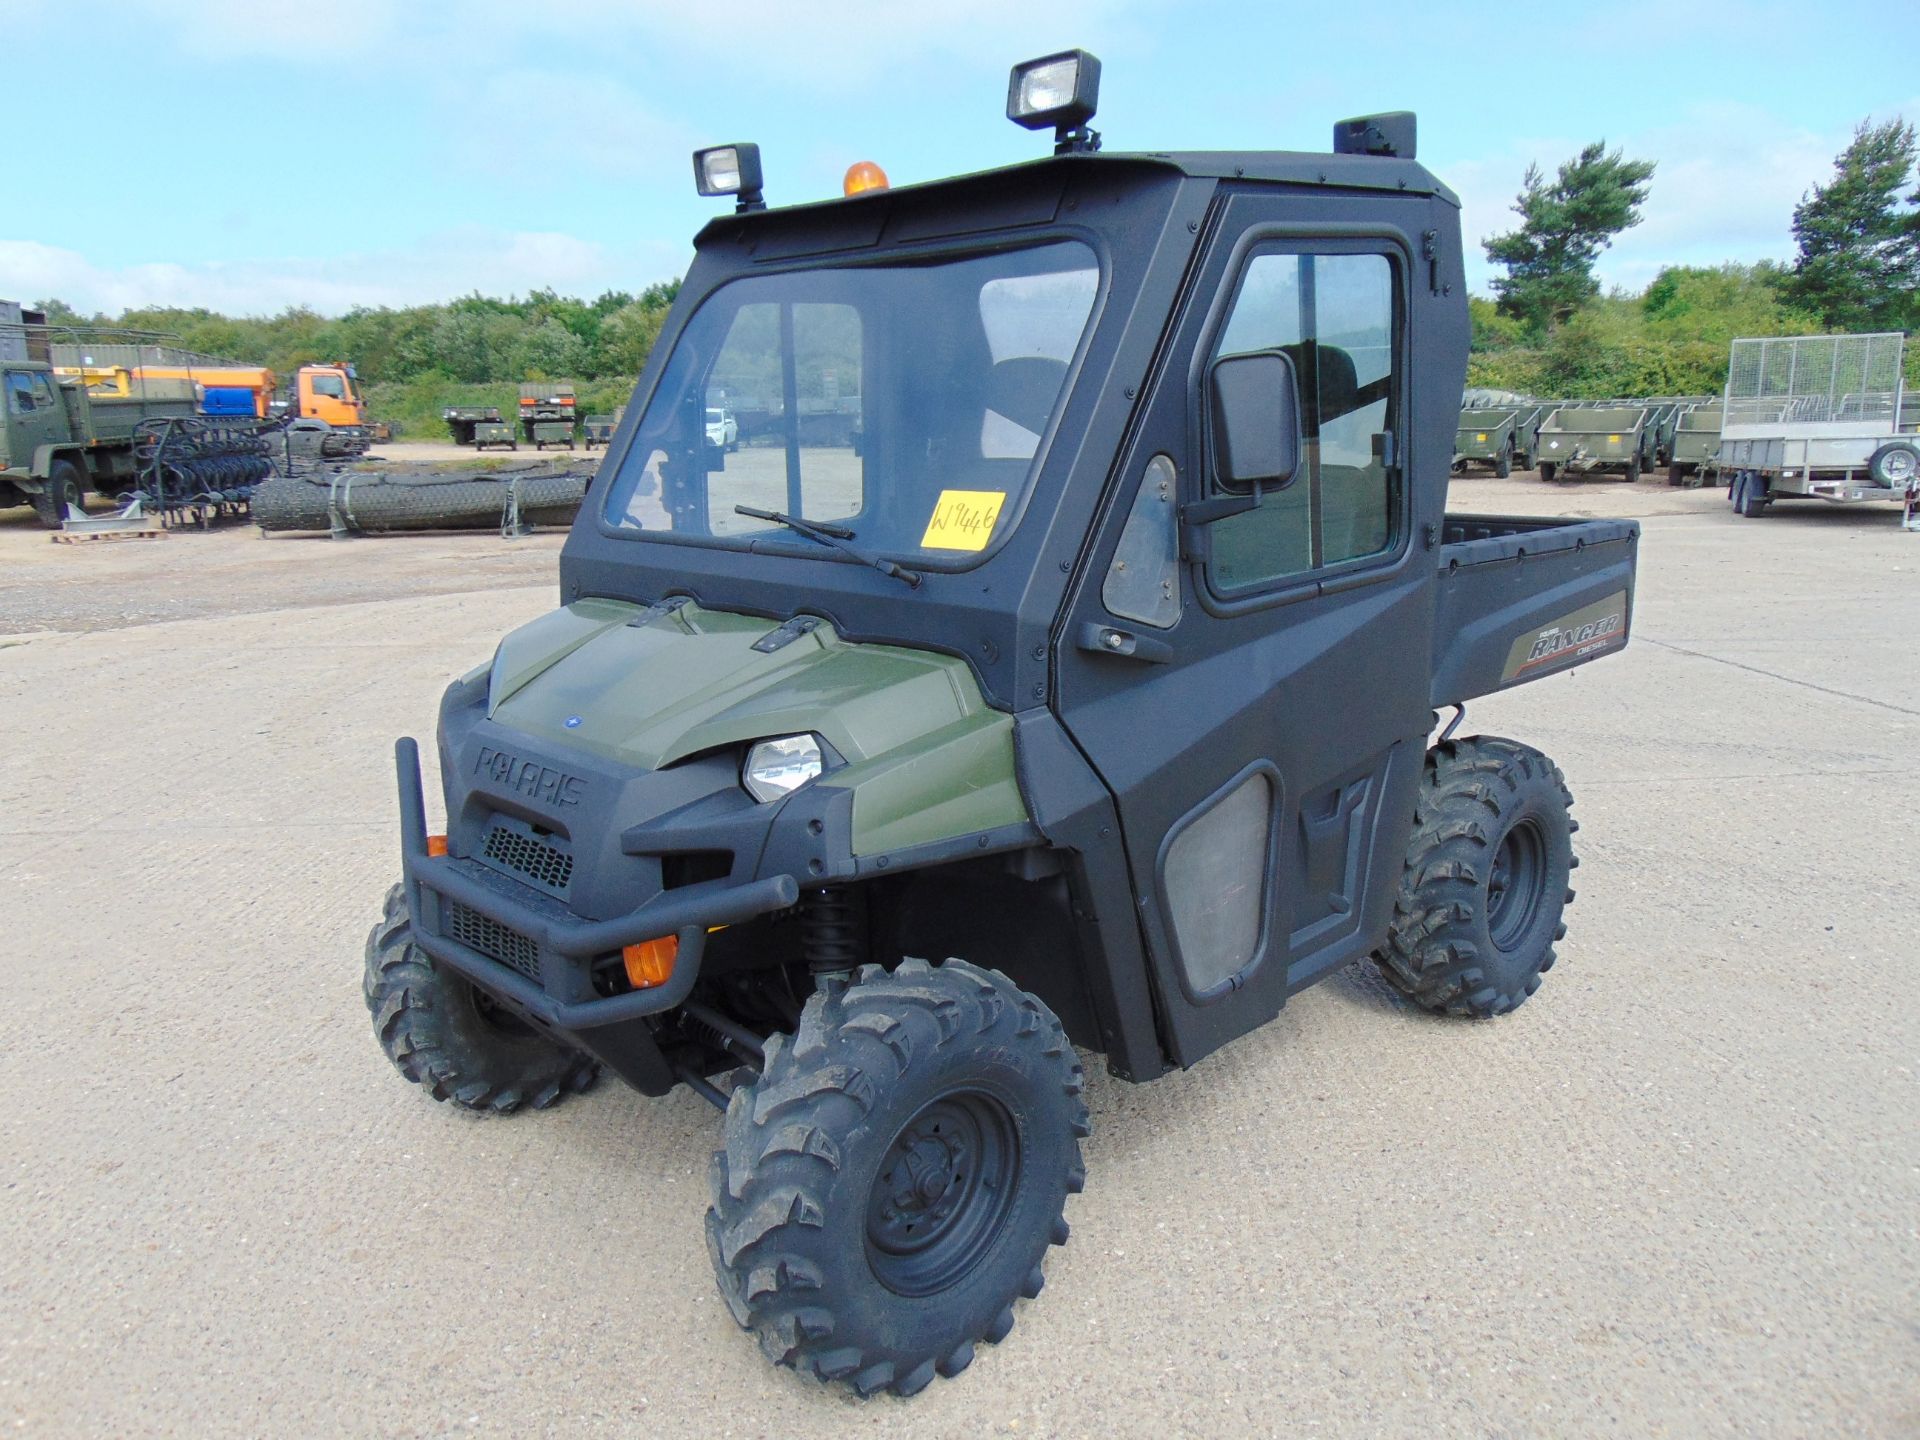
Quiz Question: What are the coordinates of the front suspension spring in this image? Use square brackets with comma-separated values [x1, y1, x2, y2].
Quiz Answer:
[799, 884, 867, 984]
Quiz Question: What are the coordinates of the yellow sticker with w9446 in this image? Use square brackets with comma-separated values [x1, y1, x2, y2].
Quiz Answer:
[921, 490, 1007, 551]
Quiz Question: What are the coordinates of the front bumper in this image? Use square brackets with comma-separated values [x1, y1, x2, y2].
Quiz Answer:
[394, 737, 798, 1029]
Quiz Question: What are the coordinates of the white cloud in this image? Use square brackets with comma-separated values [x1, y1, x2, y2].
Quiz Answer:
[0, 230, 688, 316]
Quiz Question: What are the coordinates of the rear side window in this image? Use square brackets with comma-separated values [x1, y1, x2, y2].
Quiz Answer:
[1207, 251, 1398, 591]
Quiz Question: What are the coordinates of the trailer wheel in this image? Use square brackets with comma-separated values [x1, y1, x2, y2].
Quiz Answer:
[708, 957, 1087, 1398]
[1538, 461, 1557, 483]
[1493, 440, 1512, 478]
[1868, 440, 1919, 487]
[32, 459, 86, 529]
[1666, 463, 1685, 486]
[1373, 736, 1576, 1018]
[1733, 470, 1769, 517]
[363, 882, 599, 1113]
[1624, 456, 1642, 484]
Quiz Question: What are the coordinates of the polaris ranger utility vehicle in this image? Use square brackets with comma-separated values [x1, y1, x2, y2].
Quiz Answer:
[366, 51, 1637, 1398]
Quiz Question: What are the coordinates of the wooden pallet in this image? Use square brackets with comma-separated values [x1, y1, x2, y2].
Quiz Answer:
[51, 527, 167, 545]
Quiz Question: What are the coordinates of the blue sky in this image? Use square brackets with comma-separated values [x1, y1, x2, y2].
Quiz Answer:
[6, 0, 1917, 315]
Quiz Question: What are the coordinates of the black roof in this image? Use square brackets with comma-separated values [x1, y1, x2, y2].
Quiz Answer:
[694, 148, 1457, 249]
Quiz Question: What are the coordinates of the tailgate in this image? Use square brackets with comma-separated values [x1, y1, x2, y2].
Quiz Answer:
[1431, 514, 1639, 705]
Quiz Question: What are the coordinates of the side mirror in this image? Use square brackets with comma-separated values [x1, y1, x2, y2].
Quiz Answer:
[1209, 349, 1301, 492]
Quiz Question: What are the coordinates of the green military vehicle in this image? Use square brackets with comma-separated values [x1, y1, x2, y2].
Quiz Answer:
[0, 360, 196, 526]
[363, 53, 1638, 1397]
[1454, 400, 1522, 475]
[532, 420, 575, 450]
[1534, 403, 1652, 482]
[1453, 392, 1555, 475]
[472, 419, 517, 451]
[1666, 401, 1722, 485]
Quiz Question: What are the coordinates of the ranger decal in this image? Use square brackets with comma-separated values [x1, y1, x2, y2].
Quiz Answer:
[1502, 591, 1629, 681]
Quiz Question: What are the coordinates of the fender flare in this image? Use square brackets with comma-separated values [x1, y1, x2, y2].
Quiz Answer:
[29, 443, 83, 483]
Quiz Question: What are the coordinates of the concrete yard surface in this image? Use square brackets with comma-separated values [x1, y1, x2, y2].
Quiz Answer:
[1, 478, 1916, 1438]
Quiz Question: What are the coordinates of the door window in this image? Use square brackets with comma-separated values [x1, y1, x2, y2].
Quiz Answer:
[1207, 251, 1398, 590]
[6, 372, 53, 415]
[309, 373, 347, 399]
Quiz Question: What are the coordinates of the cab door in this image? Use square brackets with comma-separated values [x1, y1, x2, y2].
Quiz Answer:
[5, 370, 68, 469]
[302, 368, 356, 425]
[1054, 196, 1440, 1067]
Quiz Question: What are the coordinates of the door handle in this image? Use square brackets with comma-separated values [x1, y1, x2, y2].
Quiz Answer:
[1075, 621, 1173, 664]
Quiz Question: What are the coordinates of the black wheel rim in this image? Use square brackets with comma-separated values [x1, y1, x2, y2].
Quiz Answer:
[1486, 817, 1547, 953]
[865, 1090, 1019, 1298]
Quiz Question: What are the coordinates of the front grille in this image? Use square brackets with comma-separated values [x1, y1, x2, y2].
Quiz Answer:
[444, 899, 542, 982]
[482, 822, 573, 895]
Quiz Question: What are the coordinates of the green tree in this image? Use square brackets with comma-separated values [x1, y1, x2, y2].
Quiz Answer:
[595, 299, 671, 378]
[516, 315, 590, 380]
[1642, 262, 1818, 344]
[1782, 118, 1920, 332]
[1483, 143, 1657, 332]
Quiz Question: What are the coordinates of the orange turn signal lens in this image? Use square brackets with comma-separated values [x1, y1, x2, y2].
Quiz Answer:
[843, 160, 890, 196]
[623, 935, 679, 989]
[426, 834, 449, 856]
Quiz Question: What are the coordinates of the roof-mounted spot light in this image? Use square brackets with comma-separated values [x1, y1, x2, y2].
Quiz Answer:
[694, 142, 765, 213]
[1332, 112, 1417, 160]
[1007, 49, 1102, 155]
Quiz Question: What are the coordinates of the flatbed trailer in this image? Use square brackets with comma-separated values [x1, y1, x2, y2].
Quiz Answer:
[1718, 333, 1919, 521]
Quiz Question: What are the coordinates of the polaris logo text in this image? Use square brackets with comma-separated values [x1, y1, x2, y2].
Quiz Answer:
[475, 747, 587, 808]
[1519, 612, 1624, 672]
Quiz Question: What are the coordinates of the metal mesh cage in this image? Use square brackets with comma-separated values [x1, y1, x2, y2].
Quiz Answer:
[1725, 334, 1904, 425]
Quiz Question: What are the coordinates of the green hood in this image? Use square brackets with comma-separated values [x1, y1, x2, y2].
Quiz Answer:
[485, 599, 1027, 855]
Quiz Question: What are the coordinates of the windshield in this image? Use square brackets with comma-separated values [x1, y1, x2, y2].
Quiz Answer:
[602, 240, 1099, 563]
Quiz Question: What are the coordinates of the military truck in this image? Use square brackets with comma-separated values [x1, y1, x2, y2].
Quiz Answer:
[1535, 403, 1652, 482]
[518, 381, 578, 443]
[363, 53, 1638, 1398]
[444, 405, 504, 445]
[1718, 333, 1918, 519]
[0, 360, 195, 526]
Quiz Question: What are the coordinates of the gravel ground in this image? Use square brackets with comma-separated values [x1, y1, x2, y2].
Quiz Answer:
[2, 472, 1916, 1438]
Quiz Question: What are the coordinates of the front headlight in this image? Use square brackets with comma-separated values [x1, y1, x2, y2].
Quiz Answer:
[743, 734, 824, 803]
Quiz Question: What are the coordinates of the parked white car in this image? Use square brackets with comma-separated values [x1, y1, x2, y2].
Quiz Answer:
[705, 407, 739, 451]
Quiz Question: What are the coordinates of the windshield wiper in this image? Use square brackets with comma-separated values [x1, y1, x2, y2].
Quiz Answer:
[734, 506, 923, 588]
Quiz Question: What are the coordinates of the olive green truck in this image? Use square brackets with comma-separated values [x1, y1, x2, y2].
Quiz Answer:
[1, 360, 195, 526]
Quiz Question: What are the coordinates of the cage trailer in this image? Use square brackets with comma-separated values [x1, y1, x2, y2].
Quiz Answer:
[1718, 333, 1919, 523]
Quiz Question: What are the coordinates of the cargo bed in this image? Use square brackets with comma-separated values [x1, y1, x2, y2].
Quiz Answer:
[1431, 514, 1639, 705]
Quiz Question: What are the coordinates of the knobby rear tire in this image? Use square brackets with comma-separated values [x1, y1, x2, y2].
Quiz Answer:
[1373, 736, 1577, 1018]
